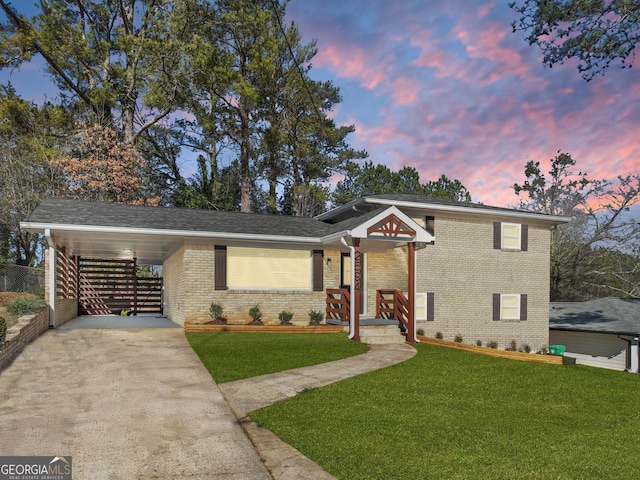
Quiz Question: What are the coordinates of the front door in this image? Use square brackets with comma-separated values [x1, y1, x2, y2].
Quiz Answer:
[341, 252, 366, 315]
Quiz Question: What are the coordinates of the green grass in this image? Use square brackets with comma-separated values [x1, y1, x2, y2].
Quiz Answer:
[250, 344, 640, 479]
[187, 332, 368, 383]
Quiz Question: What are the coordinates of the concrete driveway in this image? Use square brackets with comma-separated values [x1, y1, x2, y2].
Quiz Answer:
[0, 326, 270, 479]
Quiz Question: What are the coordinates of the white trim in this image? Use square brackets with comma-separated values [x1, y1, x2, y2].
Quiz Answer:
[44, 229, 55, 328]
[350, 206, 434, 243]
[415, 292, 427, 320]
[316, 198, 571, 225]
[21, 222, 323, 244]
[500, 294, 521, 320]
[501, 222, 521, 250]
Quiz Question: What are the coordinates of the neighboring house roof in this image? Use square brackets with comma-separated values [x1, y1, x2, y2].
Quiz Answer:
[316, 193, 571, 225]
[550, 298, 640, 336]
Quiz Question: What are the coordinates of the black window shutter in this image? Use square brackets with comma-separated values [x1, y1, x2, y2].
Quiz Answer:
[214, 245, 227, 290]
[312, 250, 324, 292]
[493, 222, 501, 249]
[521, 224, 529, 251]
[425, 216, 435, 245]
[427, 292, 434, 321]
[492, 293, 500, 320]
[520, 294, 528, 320]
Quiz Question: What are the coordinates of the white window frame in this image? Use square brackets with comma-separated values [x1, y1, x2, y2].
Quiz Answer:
[501, 223, 521, 250]
[415, 292, 427, 320]
[500, 294, 521, 320]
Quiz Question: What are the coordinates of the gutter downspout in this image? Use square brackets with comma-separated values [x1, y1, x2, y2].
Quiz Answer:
[44, 229, 55, 328]
[341, 237, 356, 339]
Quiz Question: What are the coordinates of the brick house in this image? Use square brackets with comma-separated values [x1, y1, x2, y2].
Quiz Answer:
[22, 195, 568, 349]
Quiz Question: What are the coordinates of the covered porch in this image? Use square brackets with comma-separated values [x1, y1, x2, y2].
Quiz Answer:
[323, 207, 433, 344]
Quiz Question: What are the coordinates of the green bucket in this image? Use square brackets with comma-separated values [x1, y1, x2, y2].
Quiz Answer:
[549, 345, 566, 356]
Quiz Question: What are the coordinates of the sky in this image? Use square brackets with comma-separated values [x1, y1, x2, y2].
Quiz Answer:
[285, 0, 640, 207]
[1, 0, 638, 209]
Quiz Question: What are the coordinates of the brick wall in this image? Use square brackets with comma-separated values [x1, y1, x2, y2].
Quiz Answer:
[0, 308, 49, 372]
[415, 216, 550, 351]
[366, 248, 408, 316]
[54, 298, 78, 328]
[163, 245, 186, 325]
[163, 245, 343, 326]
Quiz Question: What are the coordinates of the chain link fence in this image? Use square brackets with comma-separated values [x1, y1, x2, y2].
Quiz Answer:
[0, 264, 45, 294]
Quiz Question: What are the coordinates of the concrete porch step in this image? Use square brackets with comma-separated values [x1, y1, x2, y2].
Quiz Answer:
[359, 324, 406, 345]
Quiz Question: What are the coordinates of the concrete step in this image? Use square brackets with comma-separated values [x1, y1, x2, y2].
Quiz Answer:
[359, 324, 406, 345]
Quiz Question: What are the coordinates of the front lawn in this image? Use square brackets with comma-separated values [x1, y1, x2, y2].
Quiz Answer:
[250, 344, 640, 479]
[187, 332, 368, 383]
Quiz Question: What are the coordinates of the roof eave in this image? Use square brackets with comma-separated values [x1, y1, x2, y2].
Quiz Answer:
[361, 198, 571, 224]
[19, 222, 323, 245]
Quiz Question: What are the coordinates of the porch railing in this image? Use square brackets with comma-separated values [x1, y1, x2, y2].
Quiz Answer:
[326, 288, 350, 322]
[376, 289, 409, 333]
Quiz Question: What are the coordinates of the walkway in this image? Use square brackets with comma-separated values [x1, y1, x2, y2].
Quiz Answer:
[219, 343, 417, 479]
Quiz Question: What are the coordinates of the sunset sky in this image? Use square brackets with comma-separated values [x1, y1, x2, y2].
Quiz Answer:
[287, 0, 640, 207]
[1, 0, 638, 209]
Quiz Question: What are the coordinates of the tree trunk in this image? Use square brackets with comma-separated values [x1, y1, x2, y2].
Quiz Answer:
[239, 94, 251, 212]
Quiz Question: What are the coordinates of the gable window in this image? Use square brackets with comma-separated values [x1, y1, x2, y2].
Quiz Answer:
[227, 247, 311, 289]
[493, 222, 528, 251]
[493, 293, 528, 321]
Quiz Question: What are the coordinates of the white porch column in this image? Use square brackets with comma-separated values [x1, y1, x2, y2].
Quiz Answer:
[45, 229, 56, 328]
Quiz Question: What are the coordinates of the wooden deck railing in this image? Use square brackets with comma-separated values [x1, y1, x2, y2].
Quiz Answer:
[326, 288, 350, 322]
[376, 289, 409, 333]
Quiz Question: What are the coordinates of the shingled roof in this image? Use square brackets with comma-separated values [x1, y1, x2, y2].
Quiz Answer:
[26, 198, 333, 238]
[550, 298, 640, 335]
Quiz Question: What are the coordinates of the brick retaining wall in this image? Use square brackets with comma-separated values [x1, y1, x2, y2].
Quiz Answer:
[0, 308, 49, 372]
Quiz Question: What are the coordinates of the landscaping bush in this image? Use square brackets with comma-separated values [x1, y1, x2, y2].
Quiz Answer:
[278, 311, 294, 325]
[308, 309, 324, 325]
[476, 340, 482, 347]
[416, 328, 425, 336]
[6, 298, 47, 316]
[454, 333, 463, 343]
[249, 305, 263, 324]
[435, 331, 443, 339]
[487, 340, 498, 349]
[209, 302, 227, 324]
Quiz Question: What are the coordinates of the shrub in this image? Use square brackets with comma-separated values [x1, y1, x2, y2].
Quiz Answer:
[6, 298, 47, 316]
[120, 309, 131, 316]
[416, 328, 425, 336]
[278, 311, 294, 325]
[249, 305, 263, 324]
[454, 333, 463, 343]
[506, 339, 517, 351]
[209, 302, 223, 319]
[476, 340, 482, 347]
[0, 316, 6, 344]
[208, 302, 227, 324]
[539, 345, 548, 354]
[487, 340, 498, 349]
[522, 344, 532, 353]
[308, 309, 324, 325]
[435, 331, 443, 339]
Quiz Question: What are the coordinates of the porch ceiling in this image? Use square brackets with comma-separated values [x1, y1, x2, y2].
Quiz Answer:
[50, 229, 185, 264]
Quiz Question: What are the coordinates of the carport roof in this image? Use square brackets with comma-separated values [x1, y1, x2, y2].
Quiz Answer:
[550, 297, 640, 336]
[25, 197, 332, 238]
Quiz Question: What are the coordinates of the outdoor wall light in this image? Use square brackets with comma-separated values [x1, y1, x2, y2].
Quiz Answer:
[326, 258, 332, 272]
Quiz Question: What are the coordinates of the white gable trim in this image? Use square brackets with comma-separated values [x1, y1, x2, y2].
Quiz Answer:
[350, 206, 433, 243]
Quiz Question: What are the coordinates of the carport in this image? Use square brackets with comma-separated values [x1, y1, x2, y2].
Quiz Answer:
[21, 199, 187, 327]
